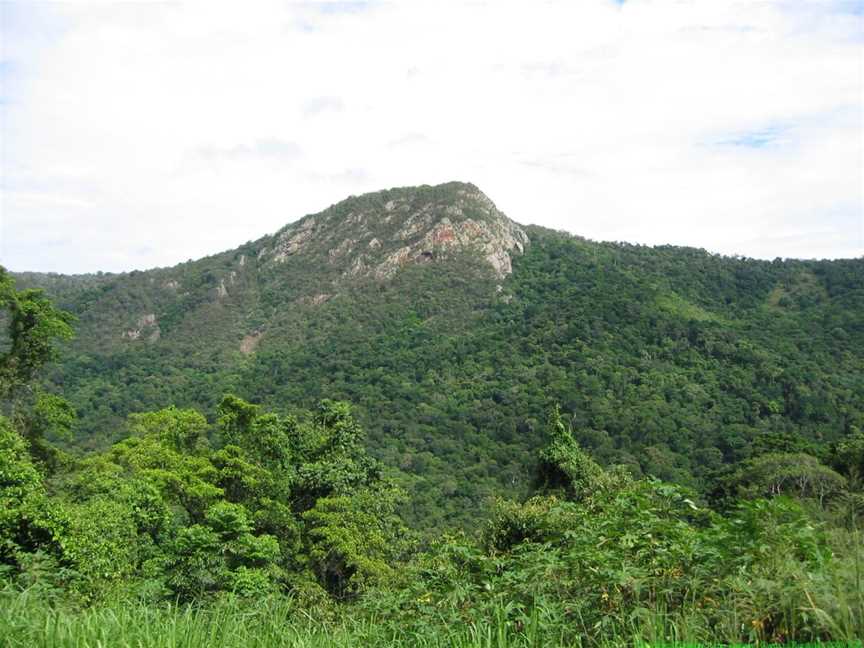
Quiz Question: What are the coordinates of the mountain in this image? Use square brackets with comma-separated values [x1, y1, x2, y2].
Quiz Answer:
[14, 181, 864, 529]
[17, 181, 526, 356]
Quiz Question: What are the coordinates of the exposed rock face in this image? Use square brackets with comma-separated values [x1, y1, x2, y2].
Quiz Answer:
[295, 293, 333, 306]
[376, 213, 526, 279]
[270, 216, 319, 262]
[240, 330, 263, 355]
[123, 313, 160, 341]
[328, 238, 356, 262]
[259, 181, 528, 281]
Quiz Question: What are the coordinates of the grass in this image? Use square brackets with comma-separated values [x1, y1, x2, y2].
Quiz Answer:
[2, 586, 862, 648]
[0, 588, 563, 648]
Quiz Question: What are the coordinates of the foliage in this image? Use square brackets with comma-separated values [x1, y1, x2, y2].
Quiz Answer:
[5, 392, 408, 603]
[1, 192, 863, 644]
[535, 405, 612, 501]
[0, 268, 74, 399]
[728, 452, 847, 505]
[303, 486, 409, 598]
[0, 416, 62, 568]
[15, 215, 862, 531]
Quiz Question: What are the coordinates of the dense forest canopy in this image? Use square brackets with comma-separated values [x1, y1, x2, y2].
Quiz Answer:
[14, 184, 864, 530]
[2, 183, 863, 645]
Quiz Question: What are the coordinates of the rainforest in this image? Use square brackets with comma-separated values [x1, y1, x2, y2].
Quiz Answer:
[1, 184, 862, 646]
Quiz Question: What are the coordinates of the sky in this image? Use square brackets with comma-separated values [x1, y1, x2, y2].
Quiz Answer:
[0, 0, 862, 274]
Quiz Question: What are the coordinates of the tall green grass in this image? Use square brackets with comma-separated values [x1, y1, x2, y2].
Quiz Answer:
[0, 587, 566, 648]
[2, 585, 861, 648]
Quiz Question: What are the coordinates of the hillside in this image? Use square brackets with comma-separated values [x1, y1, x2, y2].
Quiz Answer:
[15, 181, 864, 529]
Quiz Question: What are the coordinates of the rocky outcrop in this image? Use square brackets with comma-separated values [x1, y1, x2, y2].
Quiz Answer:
[371, 196, 528, 279]
[259, 181, 529, 281]
[271, 216, 318, 262]
[123, 313, 160, 342]
[296, 293, 333, 306]
[240, 330, 263, 355]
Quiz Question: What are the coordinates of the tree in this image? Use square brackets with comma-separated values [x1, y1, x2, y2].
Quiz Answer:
[0, 416, 52, 562]
[733, 452, 847, 507]
[831, 427, 864, 482]
[535, 405, 610, 501]
[0, 268, 74, 399]
[303, 486, 409, 598]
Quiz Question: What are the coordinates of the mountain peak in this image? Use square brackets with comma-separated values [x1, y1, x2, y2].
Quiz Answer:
[258, 182, 528, 279]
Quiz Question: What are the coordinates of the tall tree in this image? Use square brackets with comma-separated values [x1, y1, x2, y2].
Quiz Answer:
[0, 267, 75, 399]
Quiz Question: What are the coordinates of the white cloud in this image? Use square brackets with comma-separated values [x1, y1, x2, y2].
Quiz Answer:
[1, 0, 861, 272]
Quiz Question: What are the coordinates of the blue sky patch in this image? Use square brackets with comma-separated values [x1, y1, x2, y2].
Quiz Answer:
[718, 124, 789, 149]
[830, 0, 864, 15]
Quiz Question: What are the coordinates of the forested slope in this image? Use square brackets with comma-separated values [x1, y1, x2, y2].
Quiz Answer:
[14, 183, 864, 529]
[3, 184, 864, 645]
